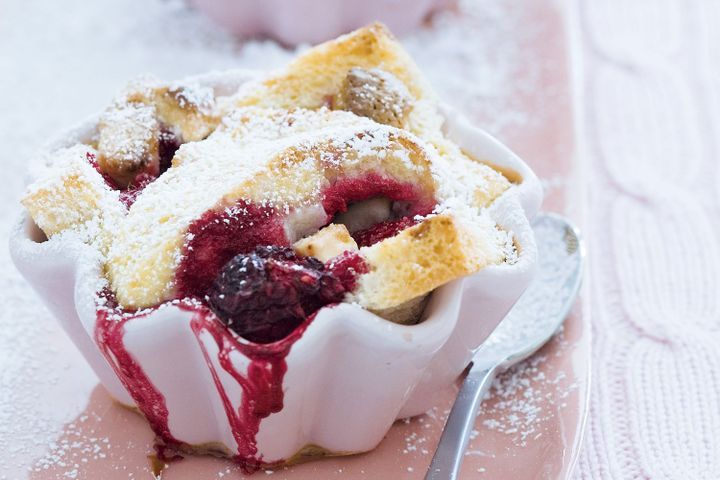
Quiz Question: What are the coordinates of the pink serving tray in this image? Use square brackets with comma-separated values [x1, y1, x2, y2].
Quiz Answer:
[10, 2, 589, 479]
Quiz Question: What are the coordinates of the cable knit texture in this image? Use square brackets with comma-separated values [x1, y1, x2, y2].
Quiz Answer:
[572, 0, 720, 478]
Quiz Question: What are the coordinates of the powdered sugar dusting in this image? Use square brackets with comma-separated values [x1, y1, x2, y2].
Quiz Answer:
[340, 67, 412, 128]
[32, 418, 112, 475]
[21, 11, 521, 312]
[0, 0, 559, 477]
[98, 102, 158, 167]
[405, 0, 532, 135]
[478, 216, 582, 361]
[167, 82, 215, 113]
[477, 353, 578, 448]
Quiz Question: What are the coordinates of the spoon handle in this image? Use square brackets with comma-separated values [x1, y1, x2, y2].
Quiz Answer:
[424, 362, 499, 480]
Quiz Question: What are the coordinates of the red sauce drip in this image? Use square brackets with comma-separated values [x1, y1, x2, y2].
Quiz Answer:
[352, 216, 420, 247]
[187, 305, 313, 471]
[94, 293, 309, 472]
[326, 251, 370, 291]
[174, 201, 288, 300]
[320, 172, 434, 218]
[91, 168, 436, 469]
[94, 291, 181, 449]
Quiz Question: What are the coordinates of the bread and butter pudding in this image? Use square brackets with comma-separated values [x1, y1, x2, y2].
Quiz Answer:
[13, 24, 542, 470]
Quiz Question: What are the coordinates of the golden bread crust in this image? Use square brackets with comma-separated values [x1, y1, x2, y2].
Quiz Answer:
[97, 80, 218, 186]
[21, 146, 123, 254]
[231, 23, 432, 111]
[352, 213, 505, 311]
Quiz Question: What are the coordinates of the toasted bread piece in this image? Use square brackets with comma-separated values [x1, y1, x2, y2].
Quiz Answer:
[351, 213, 506, 312]
[97, 102, 160, 186]
[22, 26, 519, 322]
[21, 146, 124, 252]
[97, 79, 219, 186]
[149, 84, 218, 142]
[118, 79, 218, 142]
[227, 23, 447, 148]
[230, 23, 432, 111]
[292, 213, 509, 326]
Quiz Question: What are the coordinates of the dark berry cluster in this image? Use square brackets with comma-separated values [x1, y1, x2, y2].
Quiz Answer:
[207, 246, 347, 343]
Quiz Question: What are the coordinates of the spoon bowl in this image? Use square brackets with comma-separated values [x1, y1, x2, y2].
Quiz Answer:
[425, 212, 584, 480]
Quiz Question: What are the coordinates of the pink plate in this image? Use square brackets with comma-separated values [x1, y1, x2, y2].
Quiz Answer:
[7, 1, 589, 479]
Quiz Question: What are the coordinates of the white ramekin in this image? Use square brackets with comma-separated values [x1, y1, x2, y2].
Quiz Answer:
[10, 70, 542, 464]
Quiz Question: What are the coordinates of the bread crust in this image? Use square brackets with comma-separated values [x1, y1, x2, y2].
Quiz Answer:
[97, 80, 218, 186]
[230, 23, 432, 111]
[352, 213, 505, 311]
[21, 146, 124, 254]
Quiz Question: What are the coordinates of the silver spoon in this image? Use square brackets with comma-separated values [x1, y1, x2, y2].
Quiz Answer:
[425, 212, 584, 480]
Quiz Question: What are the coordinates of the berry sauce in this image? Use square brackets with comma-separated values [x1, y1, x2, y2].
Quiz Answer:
[326, 251, 370, 291]
[320, 172, 434, 218]
[352, 216, 420, 247]
[176, 173, 433, 302]
[94, 292, 311, 472]
[174, 202, 288, 300]
[158, 126, 181, 175]
[94, 291, 181, 451]
[189, 305, 314, 471]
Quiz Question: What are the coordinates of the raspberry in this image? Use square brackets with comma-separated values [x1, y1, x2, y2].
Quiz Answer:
[207, 246, 347, 343]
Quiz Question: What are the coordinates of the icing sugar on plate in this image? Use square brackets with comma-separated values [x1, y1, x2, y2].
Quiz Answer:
[0, 0, 586, 478]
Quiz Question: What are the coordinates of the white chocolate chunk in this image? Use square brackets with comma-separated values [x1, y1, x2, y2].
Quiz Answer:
[293, 224, 358, 262]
